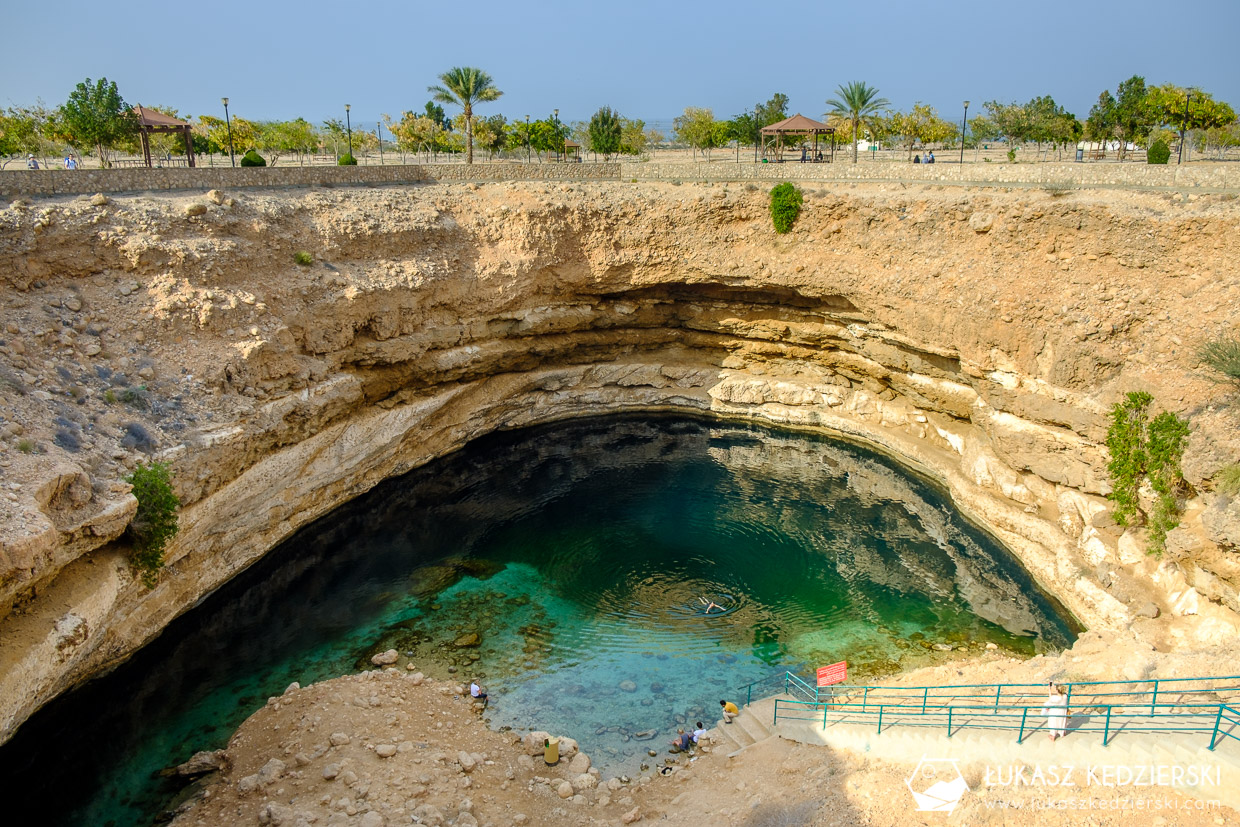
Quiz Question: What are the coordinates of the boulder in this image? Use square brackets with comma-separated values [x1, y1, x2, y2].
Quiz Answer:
[573, 773, 599, 792]
[371, 649, 399, 666]
[557, 780, 575, 799]
[411, 804, 444, 826]
[522, 731, 551, 755]
[568, 752, 591, 774]
[330, 732, 351, 746]
[622, 806, 643, 824]
[375, 744, 397, 758]
[1134, 602, 1161, 619]
[171, 749, 229, 777]
[968, 212, 994, 233]
[185, 202, 208, 217]
[453, 632, 481, 648]
[457, 751, 477, 772]
[89, 193, 109, 207]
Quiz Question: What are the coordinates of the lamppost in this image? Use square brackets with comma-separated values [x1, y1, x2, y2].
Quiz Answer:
[1177, 92, 1191, 165]
[377, 119, 384, 165]
[960, 101, 969, 165]
[525, 115, 530, 163]
[222, 97, 235, 167]
[553, 109, 560, 161]
[344, 104, 353, 160]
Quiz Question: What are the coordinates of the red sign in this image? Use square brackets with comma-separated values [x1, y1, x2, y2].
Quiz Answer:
[816, 661, 847, 687]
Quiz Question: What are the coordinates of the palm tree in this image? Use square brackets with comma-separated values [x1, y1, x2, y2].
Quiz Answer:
[825, 81, 890, 163]
[428, 67, 503, 165]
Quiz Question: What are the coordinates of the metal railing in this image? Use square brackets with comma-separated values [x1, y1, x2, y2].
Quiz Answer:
[757, 672, 1240, 752]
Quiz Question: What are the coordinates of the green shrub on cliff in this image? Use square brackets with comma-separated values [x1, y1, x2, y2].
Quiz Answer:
[1198, 335, 1240, 384]
[240, 149, 266, 167]
[1105, 391, 1190, 555]
[1147, 139, 1171, 165]
[125, 461, 180, 587]
[769, 182, 803, 234]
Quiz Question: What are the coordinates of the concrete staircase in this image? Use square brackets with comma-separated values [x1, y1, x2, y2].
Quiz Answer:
[709, 704, 777, 755]
[739, 692, 1240, 810]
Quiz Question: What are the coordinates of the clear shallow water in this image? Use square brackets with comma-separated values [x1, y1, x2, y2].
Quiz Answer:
[0, 415, 1078, 826]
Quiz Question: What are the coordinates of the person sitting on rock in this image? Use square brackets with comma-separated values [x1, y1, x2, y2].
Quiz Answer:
[720, 699, 739, 723]
[669, 728, 692, 753]
[692, 722, 708, 744]
[470, 680, 488, 707]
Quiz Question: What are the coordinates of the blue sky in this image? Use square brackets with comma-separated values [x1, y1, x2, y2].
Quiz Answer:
[3, 0, 1238, 131]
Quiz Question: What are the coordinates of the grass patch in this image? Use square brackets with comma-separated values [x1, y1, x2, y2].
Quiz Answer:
[1219, 464, 1240, 496]
[294, 251, 314, 267]
[1199, 336, 1240, 384]
[17, 438, 35, 453]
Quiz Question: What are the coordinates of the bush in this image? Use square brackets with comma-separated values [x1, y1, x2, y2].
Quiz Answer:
[1147, 140, 1171, 165]
[1198, 336, 1240, 384]
[1105, 391, 1190, 555]
[294, 251, 314, 267]
[337, 153, 357, 166]
[240, 149, 267, 167]
[769, 182, 804, 234]
[124, 461, 180, 588]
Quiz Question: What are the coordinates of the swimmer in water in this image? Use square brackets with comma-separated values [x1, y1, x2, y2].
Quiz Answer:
[698, 596, 723, 613]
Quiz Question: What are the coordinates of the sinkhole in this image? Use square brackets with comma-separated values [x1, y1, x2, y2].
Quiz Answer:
[0, 414, 1079, 826]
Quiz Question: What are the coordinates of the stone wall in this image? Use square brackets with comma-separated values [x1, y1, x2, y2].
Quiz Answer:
[620, 160, 1240, 190]
[0, 162, 622, 199]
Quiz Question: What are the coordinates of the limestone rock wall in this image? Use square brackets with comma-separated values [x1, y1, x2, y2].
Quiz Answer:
[1, 180, 1238, 743]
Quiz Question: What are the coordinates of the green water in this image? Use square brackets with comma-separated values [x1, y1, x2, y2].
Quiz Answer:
[0, 415, 1077, 825]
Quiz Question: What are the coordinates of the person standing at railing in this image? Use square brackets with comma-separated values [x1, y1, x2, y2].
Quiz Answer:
[720, 699, 740, 723]
[1042, 682, 1068, 741]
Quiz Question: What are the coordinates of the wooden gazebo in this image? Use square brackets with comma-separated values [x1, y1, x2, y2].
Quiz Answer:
[760, 113, 835, 163]
[132, 105, 195, 168]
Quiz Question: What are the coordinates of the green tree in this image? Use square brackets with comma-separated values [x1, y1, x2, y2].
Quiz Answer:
[1146, 84, 1237, 162]
[588, 106, 623, 160]
[57, 77, 138, 168]
[889, 102, 955, 159]
[475, 114, 508, 159]
[754, 93, 789, 129]
[0, 105, 58, 167]
[984, 100, 1033, 156]
[619, 117, 649, 156]
[673, 107, 725, 159]
[1085, 90, 1117, 152]
[428, 66, 503, 165]
[824, 81, 890, 163]
[1112, 76, 1150, 160]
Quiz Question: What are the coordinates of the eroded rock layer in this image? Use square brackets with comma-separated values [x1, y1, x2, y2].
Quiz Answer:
[1, 181, 1239, 743]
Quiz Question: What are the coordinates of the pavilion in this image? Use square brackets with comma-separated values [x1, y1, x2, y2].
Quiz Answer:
[132, 106, 195, 168]
[760, 114, 835, 163]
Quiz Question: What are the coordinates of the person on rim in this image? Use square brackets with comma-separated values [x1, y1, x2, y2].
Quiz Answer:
[720, 699, 739, 723]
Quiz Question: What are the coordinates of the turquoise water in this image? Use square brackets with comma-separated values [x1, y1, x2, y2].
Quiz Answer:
[0, 415, 1077, 825]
